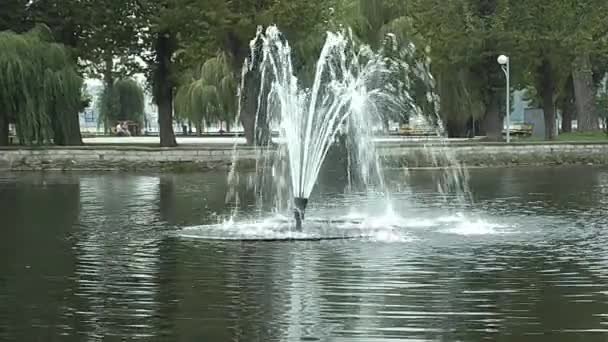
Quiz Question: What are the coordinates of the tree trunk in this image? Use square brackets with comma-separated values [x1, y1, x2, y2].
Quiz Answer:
[240, 92, 255, 144]
[562, 106, 573, 133]
[560, 76, 575, 133]
[239, 34, 271, 146]
[64, 113, 83, 145]
[469, 118, 482, 138]
[539, 59, 556, 140]
[226, 120, 231, 132]
[572, 53, 599, 131]
[482, 93, 502, 141]
[103, 56, 114, 134]
[240, 69, 271, 145]
[383, 118, 390, 133]
[51, 110, 82, 146]
[158, 92, 176, 146]
[446, 119, 467, 138]
[196, 121, 202, 136]
[154, 31, 177, 147]
[0, 113, 8, 146]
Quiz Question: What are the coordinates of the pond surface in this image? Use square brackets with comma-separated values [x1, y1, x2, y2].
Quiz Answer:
[1, 166, 608, 341]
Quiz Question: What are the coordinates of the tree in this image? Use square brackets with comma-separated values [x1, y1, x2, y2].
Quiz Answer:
[134, 0, 232, 146]
[27, 0, 87, 49]
[175, 53, 237, 134]
[334, 1, 441, 131]
[77, 0, 142, 77]
[0, 26, 83, 145]
[27, 0, 146, 137]
[565, 0, 608, 132]
[192, 0, 336, 144]
[504, 1, 563, 140]
[98, 78, 145, 129]
[557, 75, 575, 133]
[403, 0, 512, 139]
[504, 0, 608, 139]
[0, 0, 28, 32]
[554, 0, 608, 132]
[596, 74, 608, 135]
[76, 0, 144, 135]
[152, 29, 178, 146]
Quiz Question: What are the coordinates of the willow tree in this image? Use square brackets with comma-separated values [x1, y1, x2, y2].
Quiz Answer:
[597, 76, 608, 136]
[0, 26, 83, 146]
[401, 0, 515, 139]
[175, 54, 237, 134]
[98, 78, 145, 129]
[506, 0, 577, 140]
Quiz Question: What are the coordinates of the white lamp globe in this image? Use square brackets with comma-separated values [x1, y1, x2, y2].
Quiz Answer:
[497, 55, 509, 65]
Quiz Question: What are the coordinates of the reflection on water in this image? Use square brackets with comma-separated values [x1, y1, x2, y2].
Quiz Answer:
[72, 176, 162, 339]
[1, 166, 608, 341]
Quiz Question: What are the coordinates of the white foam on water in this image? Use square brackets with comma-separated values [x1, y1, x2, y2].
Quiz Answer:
[179, 206, 516, 241]
[439, 214, 515, 236]
[365, 229, 413, 243]
[178, 210, 415, 242]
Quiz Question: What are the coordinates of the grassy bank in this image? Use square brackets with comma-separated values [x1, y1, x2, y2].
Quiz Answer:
[518, 131, 608, 143]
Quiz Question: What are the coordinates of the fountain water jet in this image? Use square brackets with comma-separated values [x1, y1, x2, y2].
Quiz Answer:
[221, 25, 466, 236]
[293, 197, 308, 231]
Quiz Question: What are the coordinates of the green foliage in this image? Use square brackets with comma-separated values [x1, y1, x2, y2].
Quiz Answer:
[0, 26, 83, 145]
[26, 0, 89, 48]
[175, 53, 236, 127]
[98, 78, 145, 127]
[3, 0, 606, 142]
[137, 0, 230, 80]
[0, 0, 28, 32]
[521, 131, 608, 142]
[78, 0, 144, 79]
[406, 0, 511, 127]
[436, 69, 486, 123]
[597, 79, 608, 135]
[266, 1, 336, 85]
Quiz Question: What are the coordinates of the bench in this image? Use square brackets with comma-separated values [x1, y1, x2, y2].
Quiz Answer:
[505, 123, 534, 137]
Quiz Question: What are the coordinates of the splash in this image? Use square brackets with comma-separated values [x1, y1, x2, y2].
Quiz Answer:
[226, 25, 452, 229]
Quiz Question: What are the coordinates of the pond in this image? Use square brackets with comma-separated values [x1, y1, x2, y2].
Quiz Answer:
[1, 166, 608, 341]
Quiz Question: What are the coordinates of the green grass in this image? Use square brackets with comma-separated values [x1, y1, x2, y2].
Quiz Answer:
[516, 131, 608, 143]
[555, 131, 608, 141]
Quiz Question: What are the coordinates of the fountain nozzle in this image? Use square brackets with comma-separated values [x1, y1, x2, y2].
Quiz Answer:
[294, 197, 308, 231]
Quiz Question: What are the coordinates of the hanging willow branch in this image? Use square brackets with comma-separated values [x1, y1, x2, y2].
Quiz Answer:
[0, 25, 83, 145]
[175, 53, 237, 130]
[98, 78, 145, 127]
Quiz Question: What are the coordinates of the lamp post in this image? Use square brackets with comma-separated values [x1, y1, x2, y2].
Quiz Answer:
[497, 54, 510, 143]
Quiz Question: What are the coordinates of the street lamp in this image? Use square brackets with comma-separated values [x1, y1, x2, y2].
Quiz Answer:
[497, 54, 510, 143]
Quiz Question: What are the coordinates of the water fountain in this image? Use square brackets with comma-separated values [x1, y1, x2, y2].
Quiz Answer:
[187, 25, 469, 240]
[232, 26, 444, 231]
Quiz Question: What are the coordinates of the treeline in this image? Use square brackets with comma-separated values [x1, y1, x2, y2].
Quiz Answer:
[1, 0, 607, 146]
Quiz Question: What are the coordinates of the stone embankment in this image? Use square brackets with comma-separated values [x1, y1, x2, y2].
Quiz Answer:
[1, 142, 607, 172]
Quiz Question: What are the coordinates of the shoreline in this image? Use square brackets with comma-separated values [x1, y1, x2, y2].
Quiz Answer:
[1, 142, 608, 172]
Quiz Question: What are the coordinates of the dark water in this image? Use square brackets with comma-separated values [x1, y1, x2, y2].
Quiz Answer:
[1, 166, 608, 341]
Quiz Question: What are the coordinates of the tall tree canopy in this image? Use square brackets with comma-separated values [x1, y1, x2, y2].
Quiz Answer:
[175, 53, 237, 134]
[0, 25, 83, 146]
[0, 0, 28, 32]
[98, 78, 145, 129]
[2, 0, 607, 144]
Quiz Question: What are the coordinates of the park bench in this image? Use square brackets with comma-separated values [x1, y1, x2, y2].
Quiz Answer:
[506, 123, 534, 137]
[398, 125, 437, 136]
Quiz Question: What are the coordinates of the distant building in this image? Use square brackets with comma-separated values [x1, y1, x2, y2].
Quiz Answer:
[510, 90, 528, 124]
[79, 81, 104, 134]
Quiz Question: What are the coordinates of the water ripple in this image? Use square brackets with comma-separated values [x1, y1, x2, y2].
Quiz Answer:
[2, 168, 608, 341]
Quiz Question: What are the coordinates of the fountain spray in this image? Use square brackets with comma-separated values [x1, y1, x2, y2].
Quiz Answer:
[235, 25, 441, 231]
